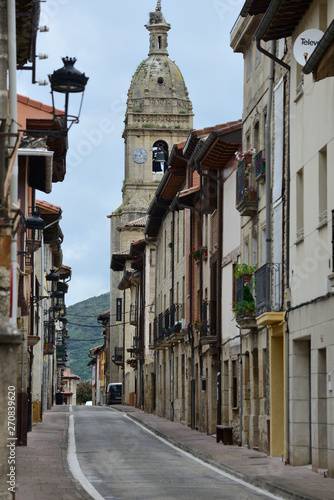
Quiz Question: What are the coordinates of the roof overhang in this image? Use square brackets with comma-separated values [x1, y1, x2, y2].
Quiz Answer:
[36, 199, 62, 245]
[118, 269, 141, 290]
[176, 185, 200, 210]
[18, 148, 53, 194]
[240, 0, 270, 17]
[111, 251, 131, 271]
[255, 0, 313, 42]
[26, 118, 67, 183]
[196, 122, 242, 170]
[303, 19, 334, 82]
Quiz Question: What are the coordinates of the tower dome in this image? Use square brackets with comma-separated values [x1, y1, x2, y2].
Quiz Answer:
[126, 1, 193, 116]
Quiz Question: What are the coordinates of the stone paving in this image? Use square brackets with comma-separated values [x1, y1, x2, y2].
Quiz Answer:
[15, 404, 334, 500]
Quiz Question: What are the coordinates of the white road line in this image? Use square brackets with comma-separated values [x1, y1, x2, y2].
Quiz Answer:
[126, 415, 285, 500]
[67, 406, 106, 500]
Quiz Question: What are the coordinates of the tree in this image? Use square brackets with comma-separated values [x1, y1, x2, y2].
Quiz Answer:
[76, 381, 92, 405]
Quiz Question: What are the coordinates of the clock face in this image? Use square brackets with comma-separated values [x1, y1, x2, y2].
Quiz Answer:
[132, 148, 148, 164]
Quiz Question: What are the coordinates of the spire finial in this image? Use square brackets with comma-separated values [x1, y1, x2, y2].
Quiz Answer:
[156, 1, 161, 11]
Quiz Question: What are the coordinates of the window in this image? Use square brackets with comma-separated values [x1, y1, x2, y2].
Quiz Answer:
[296, 168, 304, 241]
[318, 146, 327, 227]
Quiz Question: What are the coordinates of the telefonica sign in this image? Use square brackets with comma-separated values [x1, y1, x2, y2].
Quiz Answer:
[293, 29, 324, 65]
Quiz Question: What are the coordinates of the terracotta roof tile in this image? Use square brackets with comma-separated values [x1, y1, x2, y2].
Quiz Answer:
[36, 199, 62, 213]
[18, 94, 63, 116]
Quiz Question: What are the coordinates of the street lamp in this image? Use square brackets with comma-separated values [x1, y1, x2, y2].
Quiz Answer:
[49, 57, 89, 133]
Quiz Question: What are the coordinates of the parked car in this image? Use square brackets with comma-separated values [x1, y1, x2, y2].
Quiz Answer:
[107, 383, 122, 405]
[85, 400, 92, 406]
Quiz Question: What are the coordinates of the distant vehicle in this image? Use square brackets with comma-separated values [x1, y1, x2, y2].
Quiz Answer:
[107, 383, 122, 405]
[85, 400, 93, 406]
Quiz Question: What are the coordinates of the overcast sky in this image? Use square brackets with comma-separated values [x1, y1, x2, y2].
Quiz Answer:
[17, 0, 244, 306]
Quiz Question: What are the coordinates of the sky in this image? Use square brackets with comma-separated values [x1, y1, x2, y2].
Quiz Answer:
[17, 0, 244, 306]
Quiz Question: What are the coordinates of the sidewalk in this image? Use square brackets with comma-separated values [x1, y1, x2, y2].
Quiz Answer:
[15, 406, 90, 500]
[15, 404, 334, 500]
[114, 405, 334, 500]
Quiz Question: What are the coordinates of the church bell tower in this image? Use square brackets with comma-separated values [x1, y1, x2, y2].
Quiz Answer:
[120, 0, 193, 223]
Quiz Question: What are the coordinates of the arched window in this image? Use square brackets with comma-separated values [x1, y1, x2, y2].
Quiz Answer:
[152, 140, 168, 173]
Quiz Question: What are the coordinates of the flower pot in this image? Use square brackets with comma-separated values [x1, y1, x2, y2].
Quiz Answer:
[245, 192, 257, 201]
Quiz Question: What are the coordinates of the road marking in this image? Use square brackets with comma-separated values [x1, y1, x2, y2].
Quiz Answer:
[126, 415, 285, 500]
[67, 406, 106, 500]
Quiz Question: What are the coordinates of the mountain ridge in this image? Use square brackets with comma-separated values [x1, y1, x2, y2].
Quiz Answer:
[65, 292, 109, 380]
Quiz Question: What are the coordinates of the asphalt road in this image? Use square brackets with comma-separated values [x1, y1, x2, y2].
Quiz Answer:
[72, 406, 282, 500]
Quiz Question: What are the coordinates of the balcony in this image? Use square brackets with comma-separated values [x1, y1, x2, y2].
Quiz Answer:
[153, 306, 185, 348]
[236, 159, 258, 217]
[255, 150, 265, 183]
[112, 346, 123, 365]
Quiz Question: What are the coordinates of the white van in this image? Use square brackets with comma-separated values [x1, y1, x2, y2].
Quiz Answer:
[107, 383, 122, 405]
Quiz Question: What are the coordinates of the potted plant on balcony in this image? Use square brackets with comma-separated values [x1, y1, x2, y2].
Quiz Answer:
[235, 148, 256, 165]
[243, 182, 257, 201]
[126, 358, 137, 368]
[233, 284, 256, 319]
[191, 245, 208, 261]
[174, 322, 182, 333]
[193, 318, 203, 331]
[234, 263, 256, 282]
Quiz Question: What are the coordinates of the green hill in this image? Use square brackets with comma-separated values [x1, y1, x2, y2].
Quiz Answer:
[65, 292, 109, 380]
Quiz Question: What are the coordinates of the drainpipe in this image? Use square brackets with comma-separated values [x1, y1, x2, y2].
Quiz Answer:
[7, 0, 18, 326]
[265, 41, 275, 278]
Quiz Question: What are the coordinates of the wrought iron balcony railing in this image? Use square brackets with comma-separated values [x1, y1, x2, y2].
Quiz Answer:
[255, 263, 283, 316]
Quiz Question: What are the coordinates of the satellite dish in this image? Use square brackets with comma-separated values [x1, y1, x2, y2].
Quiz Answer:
[293, 29, 323, 65]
